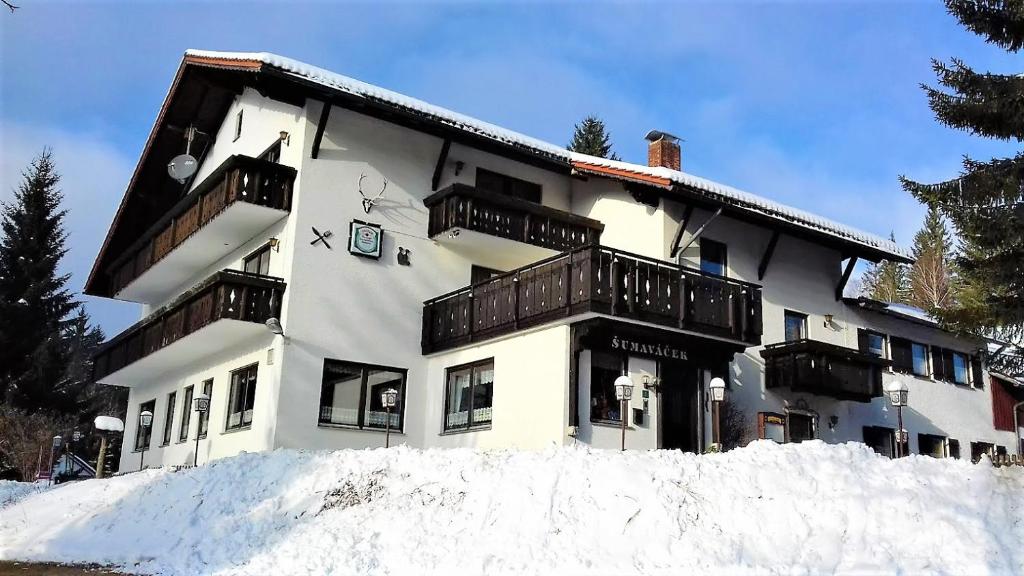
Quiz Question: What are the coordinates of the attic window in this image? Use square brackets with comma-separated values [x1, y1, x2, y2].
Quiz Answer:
[233, 110, 243, 142]
[476, 168, 541, 203]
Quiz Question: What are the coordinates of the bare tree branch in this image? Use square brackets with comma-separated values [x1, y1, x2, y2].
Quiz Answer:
[2, 0, 18, 13]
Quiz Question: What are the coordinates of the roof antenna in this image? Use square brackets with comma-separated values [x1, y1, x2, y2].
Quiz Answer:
[167, 125, 200, 184]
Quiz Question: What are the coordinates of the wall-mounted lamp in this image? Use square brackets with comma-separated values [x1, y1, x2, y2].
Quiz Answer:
[823, 314, 834, 327]
[448, 229, 461, 239]
[268, 237, 280, 252]
[828, 415, 839, 431]
[265, 317, 284, 336]
[454, 160, 465, 176]
[279, 131, 290, 146]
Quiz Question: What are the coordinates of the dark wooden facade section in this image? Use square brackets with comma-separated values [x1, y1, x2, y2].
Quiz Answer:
[760, 339, 891, 402]
[424, 184, 604, 252]
[106, 155, 296, 296]
[93, 270, 286, 380]
[422, 245, 763, 354]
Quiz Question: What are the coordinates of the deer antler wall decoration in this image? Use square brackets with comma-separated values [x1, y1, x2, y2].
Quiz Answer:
[358, 173, 387, 214]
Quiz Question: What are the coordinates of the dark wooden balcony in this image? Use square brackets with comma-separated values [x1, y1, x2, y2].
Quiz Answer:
[424, 184, 604, 252]
[760, 339, 891, 402]
[106, 155, 296, 299]
[422, 245, 762, 354]
[93, 270, 285, 382]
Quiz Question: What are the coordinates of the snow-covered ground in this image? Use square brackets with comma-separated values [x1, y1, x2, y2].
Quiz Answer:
[0, 441, 1021, 575]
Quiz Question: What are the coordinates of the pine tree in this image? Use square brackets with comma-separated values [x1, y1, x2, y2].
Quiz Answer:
[900, 0, 1024, 376]
[0, 150, 78, 412]
[908, 206, 956, 313]
[859, 232, 910, 303]
[567, 116, 621, 160]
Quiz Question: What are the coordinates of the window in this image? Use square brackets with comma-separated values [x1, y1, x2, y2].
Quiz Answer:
[858, 329, 887, 358]
[970, 441, 994, 463]
[318, 360, 406, 431]
[475, 168, 541, 203]
[471, 265, 504, 285]
[226, 364, 258, 430]
[444, 359, 494, 431]
[179, 385, 193, 441]
[197, 379, 213, 438]
[699, 239, 728, 277]
[243, 245, 271, 276]
[787, 413, 816, 443]
[863, 426, 895, 458]
[758, 413, 786, 443]
[948, 439, 961, 459]
[134, 400, 155, 451]
[951, 352, 969, 385]
[784, 311, 808, 342]
[590, 351, 625, 423]
[161, 392, 176, 446]
[233, 110, 243, 142]
[918, 434, 946, 458]
[911, 343, 929, 376]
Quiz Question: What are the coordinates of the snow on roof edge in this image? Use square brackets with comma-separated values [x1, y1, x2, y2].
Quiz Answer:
[184, 49, 910, 260]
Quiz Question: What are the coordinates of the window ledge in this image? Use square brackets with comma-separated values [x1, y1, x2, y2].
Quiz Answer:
[590, 420, 637, 431]
[318, 423, 405, 435]
[440, 425, 492, 436]
[222, 425, 252, 435]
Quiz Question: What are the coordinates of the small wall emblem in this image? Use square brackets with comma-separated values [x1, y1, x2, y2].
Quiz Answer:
[349, 220, 382, 259]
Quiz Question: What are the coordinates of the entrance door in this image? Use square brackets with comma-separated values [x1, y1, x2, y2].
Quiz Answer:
[660, 362, 699, 451]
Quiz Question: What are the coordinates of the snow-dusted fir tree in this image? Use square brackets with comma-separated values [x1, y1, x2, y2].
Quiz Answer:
[567, 116, 621, 160]
[908, 206, 955, 314]
[900, 0, 1024, 375]
[0, 150, 78, 413]
[859, 232, 910, 304]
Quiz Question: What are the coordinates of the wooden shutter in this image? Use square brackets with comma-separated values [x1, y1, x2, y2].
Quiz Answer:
[857, 329, 869, 353]
[971, 356, 984, 389]
[890, 337, 913, 373]
[931, 346, 946, 381]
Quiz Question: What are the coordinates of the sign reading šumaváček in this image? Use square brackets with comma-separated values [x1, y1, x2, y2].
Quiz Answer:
[610, 335, 688, 361]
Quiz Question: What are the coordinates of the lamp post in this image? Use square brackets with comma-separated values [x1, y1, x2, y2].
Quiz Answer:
[138, 410, 153, 470]
[382, 388, 399, 448]
[614, 375, 634, 451]
[709, 377, 726, 451]
[48, 436, 61, 486]
[193, 393, 210, 466]
[885, 381, 909, 458]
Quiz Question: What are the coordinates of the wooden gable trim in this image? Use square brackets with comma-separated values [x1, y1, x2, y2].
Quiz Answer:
[571, 161, 672, 188]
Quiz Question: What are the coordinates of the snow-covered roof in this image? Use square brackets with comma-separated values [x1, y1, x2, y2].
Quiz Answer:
[94, 416, 124, 433]
[883, 302, 937, 324]
[184, 50, 911, 262]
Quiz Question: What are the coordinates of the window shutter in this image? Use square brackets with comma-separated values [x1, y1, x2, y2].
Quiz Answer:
[890, 337, 912, 373]
[857, 329, 869, 353]
[971, 356, 984, 388]
[931, 345, 945, 380]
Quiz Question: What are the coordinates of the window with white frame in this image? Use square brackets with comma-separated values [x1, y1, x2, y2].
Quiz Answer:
[444, 359, 493, 431]
[226, 364, 258, 430]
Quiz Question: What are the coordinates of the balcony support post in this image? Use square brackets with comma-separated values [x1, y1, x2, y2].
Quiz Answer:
[836, 256, 859, 301]
[669, 204, 695, 259]
[757, 231, 780, 281]
[610, 258, 621, 316]
[674, 207, 723, 257]
[431, 139, 451, 191]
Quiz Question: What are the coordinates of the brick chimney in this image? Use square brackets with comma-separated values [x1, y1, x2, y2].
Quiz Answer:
[645, 130, 682, 171]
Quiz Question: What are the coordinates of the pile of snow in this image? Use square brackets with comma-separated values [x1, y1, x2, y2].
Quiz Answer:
[0, 441, 1021, 575]
[0, 481, 49, 508]
[94, 415, 124, 433]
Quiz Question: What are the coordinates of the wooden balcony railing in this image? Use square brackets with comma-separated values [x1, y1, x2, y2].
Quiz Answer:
[424, 184, 604, 252]
[93, 270, 286, 380]
[422, 245, 762, 354]
[107, 155, 296, 295]
[760, 339, 892, 402]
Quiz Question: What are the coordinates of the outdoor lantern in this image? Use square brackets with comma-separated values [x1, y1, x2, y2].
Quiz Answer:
[709, 377, 727, 403]
[885, 381, 909, 407]
[194, 393, 211, 414]
[52, 435, 62, 448]
[614, 375, 634, 401]
[382, 388, 399, 409]
[72, 430, 82, 442]
[139, 410, 153, 428]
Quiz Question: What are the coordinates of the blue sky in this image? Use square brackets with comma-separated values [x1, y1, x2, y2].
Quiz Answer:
[0, 1, 1019, 336]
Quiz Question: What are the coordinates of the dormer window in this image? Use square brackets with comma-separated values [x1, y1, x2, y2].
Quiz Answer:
[476, 168, 541, 203]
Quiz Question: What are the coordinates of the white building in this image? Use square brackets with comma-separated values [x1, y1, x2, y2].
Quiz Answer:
[85, 51, 1024, 471]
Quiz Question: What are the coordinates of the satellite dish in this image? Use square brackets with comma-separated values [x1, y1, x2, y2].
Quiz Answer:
[167, 154, 198, 183]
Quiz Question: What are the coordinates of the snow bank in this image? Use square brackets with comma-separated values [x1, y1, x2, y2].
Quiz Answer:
[0, 481, 49, 508]
[0, 442, 1021, 575]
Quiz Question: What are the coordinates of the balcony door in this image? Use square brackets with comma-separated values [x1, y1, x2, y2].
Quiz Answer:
[660, 361, 700, 452]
